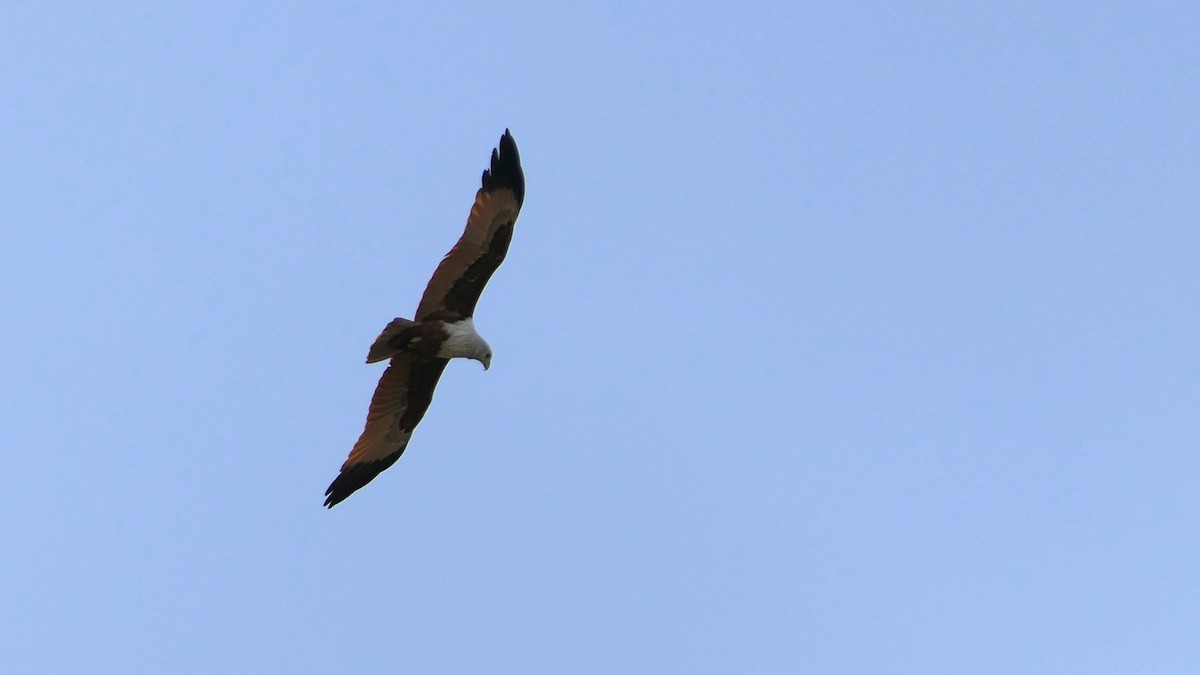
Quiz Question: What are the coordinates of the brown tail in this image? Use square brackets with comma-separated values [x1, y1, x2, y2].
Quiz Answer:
[365, 317, 417, 363]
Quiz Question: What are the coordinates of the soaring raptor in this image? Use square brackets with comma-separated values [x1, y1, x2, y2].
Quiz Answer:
[325, 130, 525, 507]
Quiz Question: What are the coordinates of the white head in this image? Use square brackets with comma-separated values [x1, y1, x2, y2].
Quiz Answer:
[439, 317, 493, 370]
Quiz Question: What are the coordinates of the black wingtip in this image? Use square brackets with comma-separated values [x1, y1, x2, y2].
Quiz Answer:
[481, 129, 525, 207]
[323, 453, 403, 508]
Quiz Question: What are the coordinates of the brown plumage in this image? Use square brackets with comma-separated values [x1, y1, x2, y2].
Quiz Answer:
[324, 130, 525, 508]
[364, 314, 462, 364]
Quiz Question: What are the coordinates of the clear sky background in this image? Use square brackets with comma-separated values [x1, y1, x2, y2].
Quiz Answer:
[3, 2, 1198, 673]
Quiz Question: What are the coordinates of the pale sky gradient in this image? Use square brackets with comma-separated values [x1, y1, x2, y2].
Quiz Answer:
[3, 2, 1198, 673]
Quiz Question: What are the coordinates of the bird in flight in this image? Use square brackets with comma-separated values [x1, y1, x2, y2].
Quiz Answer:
[324, 130, 525, 508]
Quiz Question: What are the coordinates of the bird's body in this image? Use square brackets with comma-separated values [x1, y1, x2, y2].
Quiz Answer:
[324, 130, 524, 508]
[366, 314, 492, 366]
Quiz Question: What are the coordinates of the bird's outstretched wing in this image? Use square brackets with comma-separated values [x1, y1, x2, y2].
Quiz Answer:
[415, 129, 525, 321]
[324, 356, 449, 507]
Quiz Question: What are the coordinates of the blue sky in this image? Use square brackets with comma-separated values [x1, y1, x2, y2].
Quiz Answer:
[3, 1, 1198, 672]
